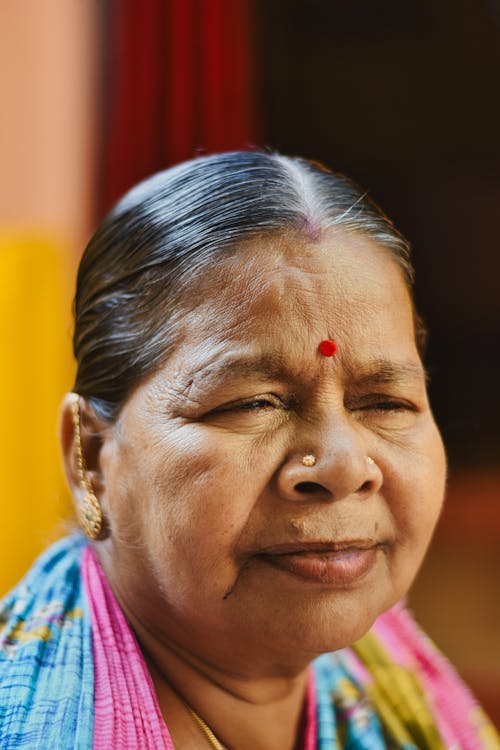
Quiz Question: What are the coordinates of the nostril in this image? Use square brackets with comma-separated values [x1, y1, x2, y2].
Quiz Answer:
[295, 481, 325, 494]
[359, 480, 372, 493]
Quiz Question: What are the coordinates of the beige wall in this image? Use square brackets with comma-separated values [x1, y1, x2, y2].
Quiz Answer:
[0, 0, 96, 245]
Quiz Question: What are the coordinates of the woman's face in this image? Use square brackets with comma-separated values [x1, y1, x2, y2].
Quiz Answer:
[96, 228, 446, 676]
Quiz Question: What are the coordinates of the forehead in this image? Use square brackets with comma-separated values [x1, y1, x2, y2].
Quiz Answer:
[174, 228, 416, 362]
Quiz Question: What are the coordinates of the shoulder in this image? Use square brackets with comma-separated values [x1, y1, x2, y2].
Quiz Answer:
[0, 535, 94, 750]
[0, 535, 87, 651]
[353, 603, 500, 749]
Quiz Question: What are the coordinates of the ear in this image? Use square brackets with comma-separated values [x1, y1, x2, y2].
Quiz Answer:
[59, 393, 110, 508]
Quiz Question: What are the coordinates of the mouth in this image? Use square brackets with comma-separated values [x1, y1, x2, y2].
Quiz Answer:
[256, 539, 384, 586]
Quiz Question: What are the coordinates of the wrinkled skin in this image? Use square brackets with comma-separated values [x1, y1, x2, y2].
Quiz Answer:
[61, 228, 446, 748]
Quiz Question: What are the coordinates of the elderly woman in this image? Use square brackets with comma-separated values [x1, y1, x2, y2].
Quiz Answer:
[0, 151, 498, 749]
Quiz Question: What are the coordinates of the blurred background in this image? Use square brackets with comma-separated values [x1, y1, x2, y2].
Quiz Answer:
[1, 0, 499, 723]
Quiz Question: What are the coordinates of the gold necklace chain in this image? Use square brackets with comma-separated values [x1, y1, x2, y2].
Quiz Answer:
[185, 704, 227, 750]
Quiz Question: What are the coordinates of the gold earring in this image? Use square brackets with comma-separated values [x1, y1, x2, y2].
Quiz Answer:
[302, 454, 317, 467]
[71, 394, 104, 540]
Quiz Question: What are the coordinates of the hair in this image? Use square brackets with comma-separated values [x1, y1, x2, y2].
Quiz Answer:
[73, 150, 424, 421]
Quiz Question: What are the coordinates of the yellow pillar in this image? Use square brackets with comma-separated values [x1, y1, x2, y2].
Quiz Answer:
[0, 236, 74, 593]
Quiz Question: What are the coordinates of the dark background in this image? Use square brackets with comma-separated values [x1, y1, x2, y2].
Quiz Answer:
[255, 0, 500, 468]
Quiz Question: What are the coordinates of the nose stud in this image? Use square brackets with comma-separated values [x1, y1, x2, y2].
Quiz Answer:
[303, 454, 374, 468]
[302, 454, 317, 467]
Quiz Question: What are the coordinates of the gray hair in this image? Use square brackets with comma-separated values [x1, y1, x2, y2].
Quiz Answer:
[73, 150, 423, 421]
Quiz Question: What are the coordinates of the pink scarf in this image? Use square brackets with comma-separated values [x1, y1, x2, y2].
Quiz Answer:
[83, 546, 317, 749]
[82, 546, 175, 748]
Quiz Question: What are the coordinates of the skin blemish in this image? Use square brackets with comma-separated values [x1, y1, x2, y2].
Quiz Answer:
[288, 519, 307, 537]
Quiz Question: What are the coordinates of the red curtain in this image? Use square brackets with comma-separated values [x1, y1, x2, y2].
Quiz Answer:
[98, 0, 256, 216]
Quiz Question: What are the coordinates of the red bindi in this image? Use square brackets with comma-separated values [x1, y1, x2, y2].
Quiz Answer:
[319, 339, 337, 357]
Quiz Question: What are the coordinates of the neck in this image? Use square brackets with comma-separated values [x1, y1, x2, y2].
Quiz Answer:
[132, 614, 312, 750]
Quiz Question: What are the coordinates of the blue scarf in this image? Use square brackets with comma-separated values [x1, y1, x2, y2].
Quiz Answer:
[0, 536, 93, 749]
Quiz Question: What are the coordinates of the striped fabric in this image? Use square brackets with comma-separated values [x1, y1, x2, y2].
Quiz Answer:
[82, 545, 174, 748]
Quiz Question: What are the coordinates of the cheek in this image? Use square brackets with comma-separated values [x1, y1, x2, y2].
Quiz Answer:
[114, 427, 260, 569]
[389, 425, 446, 566]
[416, 431, 446, 534]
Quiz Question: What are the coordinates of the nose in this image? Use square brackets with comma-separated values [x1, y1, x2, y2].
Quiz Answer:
[276, 416, 382, 503]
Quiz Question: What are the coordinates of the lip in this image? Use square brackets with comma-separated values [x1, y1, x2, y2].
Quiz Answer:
[257, 540, 382, 586]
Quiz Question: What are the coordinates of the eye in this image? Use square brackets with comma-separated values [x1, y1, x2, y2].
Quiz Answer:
[213, 395, 283, 414]
[201, 393, 292, 431]
[346, 394, 419, 420]
[236, 398, 277, 411]
[365, 399, 416, 413]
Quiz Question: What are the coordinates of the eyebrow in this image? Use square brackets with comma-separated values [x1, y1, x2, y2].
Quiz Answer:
[188, 353, 293, 389]
[185, 353, 427, 391]
[351, 359, 428, 387]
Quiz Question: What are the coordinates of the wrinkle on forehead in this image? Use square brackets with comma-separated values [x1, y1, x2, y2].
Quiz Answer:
[178, 225, 406, 315]
[167, 228, 417, 385]
[177, 226, 401, 325]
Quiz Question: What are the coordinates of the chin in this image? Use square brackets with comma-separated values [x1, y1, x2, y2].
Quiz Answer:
[310, 611, 381, 655]
[265, 591, 395, 666]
